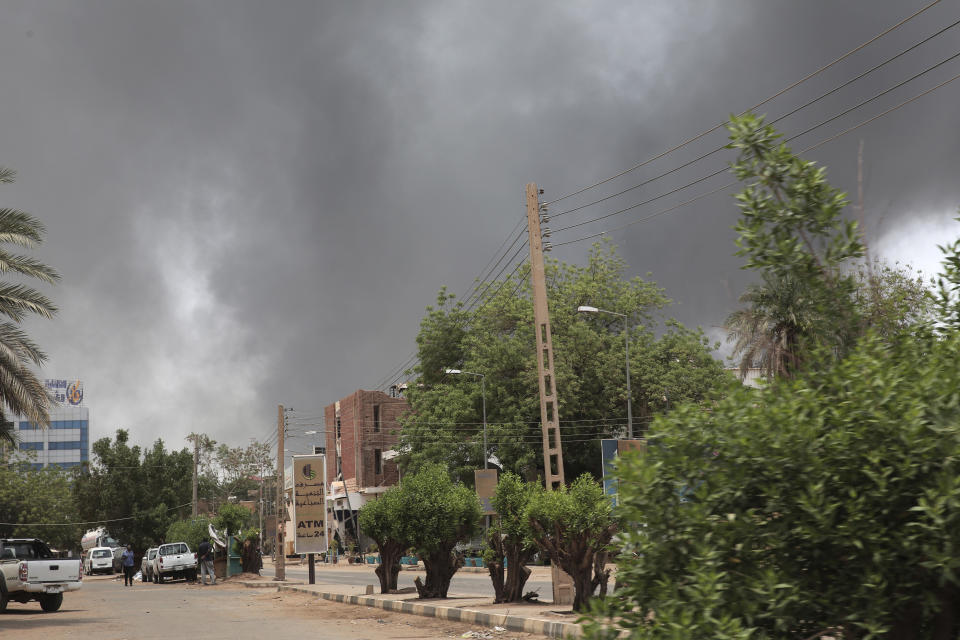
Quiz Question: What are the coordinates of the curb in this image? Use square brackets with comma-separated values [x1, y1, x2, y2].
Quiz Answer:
[277, 585, 581, 638]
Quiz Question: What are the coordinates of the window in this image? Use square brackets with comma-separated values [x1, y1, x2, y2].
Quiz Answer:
[336, 415, 341, 439]
[19, 441, 43, 450]
[373, 405, 381, 433]
[49, 441, 81, 450]
[374, 449, 382, 475]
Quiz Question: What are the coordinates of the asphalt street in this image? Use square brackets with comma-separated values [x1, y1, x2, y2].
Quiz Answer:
[0, 573, 545, 639]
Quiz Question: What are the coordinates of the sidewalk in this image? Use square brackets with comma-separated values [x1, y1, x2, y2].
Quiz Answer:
[234, 558, 582, 638]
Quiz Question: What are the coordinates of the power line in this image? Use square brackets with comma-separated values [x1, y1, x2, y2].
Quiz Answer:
[548, 17, 960, 225]
[541, 0, 943, 207]
[0, 502, 194, 527]
[553, 68, 960, 248]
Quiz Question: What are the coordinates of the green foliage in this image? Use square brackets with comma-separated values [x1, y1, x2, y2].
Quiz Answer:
[525, 474, 617, 612]
[165, 515, 213, 551]
[0, 167, 59, 432]
[400, 463, 482, 555]
[402, 241, 730, 483]
[587, 331, 960, 638]
[726, 114, 865, 378]
[934, 215, 960, 328]
[214, 502, 252, 536]
[357, 485, 405, 548]
[490, 471, 538, 546]
[0, 463, 80, 549]
[73, 429, 193, 549]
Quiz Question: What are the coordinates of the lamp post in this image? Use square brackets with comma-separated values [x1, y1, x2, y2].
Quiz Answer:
[577, 305, 633, 439]
[444, 369, 488, 468]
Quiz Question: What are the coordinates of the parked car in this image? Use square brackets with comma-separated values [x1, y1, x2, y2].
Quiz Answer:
[0, 538, 82, 612]
[140, 548, 157, 583]
[83, 547, 114, 575]
[153, 542, 196, 583]
[111, 546, 126, 574]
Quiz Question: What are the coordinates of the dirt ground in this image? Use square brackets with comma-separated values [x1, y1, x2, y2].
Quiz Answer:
[0, 575, 550, 639]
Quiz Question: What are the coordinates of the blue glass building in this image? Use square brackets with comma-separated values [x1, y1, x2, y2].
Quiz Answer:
[12, 379, 89, 470]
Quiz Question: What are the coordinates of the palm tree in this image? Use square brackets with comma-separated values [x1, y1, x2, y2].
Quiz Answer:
[725, 273, 818, 381]
[0, 167, 59, 444]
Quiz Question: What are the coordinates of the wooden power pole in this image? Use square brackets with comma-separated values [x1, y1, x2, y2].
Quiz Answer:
[526, 183, 565, 490]
[192, 436, 199, 517]
[275, 404, 286, 581]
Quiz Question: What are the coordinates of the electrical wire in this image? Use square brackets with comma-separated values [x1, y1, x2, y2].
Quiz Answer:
[551, 48, 960, 237]
[549, 17, 960, 224]
[541, 0, 943, 207]
[553, 68, 960, 248]
[0, 502, 194, 527]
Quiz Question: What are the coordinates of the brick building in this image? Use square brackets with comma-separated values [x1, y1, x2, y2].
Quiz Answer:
[324, 389, 408, 548]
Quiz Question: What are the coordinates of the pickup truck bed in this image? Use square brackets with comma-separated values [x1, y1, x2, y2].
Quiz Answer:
[1, 538, 82, 612]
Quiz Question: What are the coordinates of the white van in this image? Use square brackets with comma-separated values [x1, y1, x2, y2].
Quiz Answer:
[84, 546, 114, 575]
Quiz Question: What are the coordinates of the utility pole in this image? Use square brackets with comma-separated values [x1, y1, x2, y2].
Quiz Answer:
[186, 433, 200, 518]
[275, 404, 286, 581]
[526, 183, 565, 490]
[192, 436, 199, 517]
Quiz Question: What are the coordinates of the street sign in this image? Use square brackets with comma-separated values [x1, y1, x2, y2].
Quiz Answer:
[292, 454, 328, 554]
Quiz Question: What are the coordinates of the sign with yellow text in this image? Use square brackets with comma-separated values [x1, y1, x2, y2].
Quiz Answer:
[292, 454, 327, 554]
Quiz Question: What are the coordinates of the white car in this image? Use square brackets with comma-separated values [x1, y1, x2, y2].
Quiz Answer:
[84, 547, 114, 575]
[153, 542, 197, 583]
[140, 548, 158, 582]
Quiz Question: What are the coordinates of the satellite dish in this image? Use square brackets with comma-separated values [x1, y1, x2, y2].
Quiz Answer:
[208, 523, 226, 548]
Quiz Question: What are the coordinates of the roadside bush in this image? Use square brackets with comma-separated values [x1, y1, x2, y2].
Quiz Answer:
[358, 487, 407, 593]
[586, 331, 960, 639]
[483, 472, 539, 603]
[165, 516, 212, 551]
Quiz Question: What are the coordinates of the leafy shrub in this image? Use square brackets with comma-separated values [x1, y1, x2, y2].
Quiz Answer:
[586, 331, 960, 639]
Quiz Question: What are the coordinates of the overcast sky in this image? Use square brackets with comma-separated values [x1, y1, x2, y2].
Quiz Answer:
[0, 1, 957, 455]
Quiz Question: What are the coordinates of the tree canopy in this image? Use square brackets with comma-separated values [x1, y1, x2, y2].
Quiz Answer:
[401, 241, 732, 484]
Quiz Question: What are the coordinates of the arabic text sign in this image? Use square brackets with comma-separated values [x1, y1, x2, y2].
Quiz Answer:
[292, 454, 327, 554]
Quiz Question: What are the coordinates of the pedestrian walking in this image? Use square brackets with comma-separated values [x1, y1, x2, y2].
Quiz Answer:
[121, 544, 136, 586]
[198, 537, 216, 585]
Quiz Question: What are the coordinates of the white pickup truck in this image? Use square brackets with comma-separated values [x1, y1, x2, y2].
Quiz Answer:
[153, 542, 197, 583]
[0, 538, 82, 612]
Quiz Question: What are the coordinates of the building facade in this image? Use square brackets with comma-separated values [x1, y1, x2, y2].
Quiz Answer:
[13, 379, 89, 470]
[323, 389, 408, 548]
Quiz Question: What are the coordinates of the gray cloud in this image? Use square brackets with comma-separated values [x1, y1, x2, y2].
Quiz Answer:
[0, 1, 956, 451]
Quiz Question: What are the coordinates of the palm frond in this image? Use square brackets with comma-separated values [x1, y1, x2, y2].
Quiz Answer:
[0, 283, 58, 321]
[0, 251, 60, 283]
[0, 209, 45, 247]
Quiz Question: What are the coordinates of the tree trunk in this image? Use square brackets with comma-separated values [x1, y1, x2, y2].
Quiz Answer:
[374, 540, 404, 594]
[240, 539, 259, 574]
[415, 548, 460, 598]
[504, 546, 534, 602]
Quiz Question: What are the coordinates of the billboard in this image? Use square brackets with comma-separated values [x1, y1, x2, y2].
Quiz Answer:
[474, 469, 498, 516]
[601, 438, 646, 507]
[45, 379, 84, 406]
[292, 454, 327, 554]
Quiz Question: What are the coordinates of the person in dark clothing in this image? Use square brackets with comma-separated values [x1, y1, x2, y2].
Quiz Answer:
[121, 544, 136, 586]
[198, 538, 216, 585]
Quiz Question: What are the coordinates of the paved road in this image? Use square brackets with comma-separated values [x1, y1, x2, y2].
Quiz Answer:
[0, 574, 545, 639]
[263, 561, 554, 599]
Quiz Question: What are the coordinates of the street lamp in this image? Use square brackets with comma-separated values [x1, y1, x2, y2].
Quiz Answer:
[444, 369, 488, 469]
[577, 305, 634, 439]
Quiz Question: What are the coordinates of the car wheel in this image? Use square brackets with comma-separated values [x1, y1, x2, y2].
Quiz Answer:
[157, 572, 164, 584]
[0, 578, 8, 613]
[39, 593, 63, 612]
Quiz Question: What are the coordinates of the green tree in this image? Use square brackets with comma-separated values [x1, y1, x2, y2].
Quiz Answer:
[725, 114, 865, 379]
[525, 474, 616, 612]
[73, 430, 193, 550]
[0, 463, 79, 550]
[483, 472, 538, 603]
[933, 214, 960, 328]
[401, 242, 730, 483]
[214, 502, 252, 536]
[588, 331, 960, 639]
[403, 463, 482, 599]
[165, 515, 213, 552]
[0, 167, 59, 439]
[357, 487, 407, 593]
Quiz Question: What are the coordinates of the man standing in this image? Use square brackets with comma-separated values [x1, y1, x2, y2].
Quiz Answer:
[121, 544, 136, 587]
[198, 538, 216, 585]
